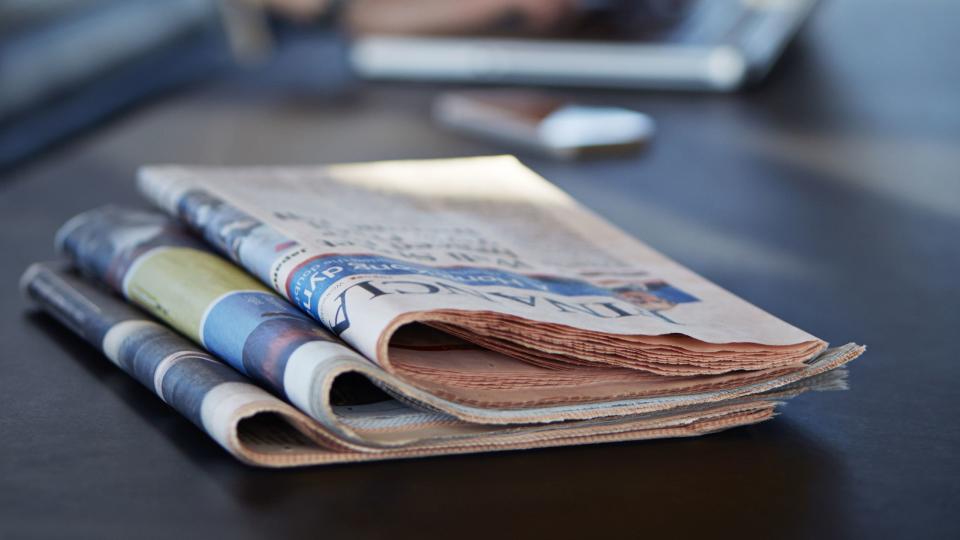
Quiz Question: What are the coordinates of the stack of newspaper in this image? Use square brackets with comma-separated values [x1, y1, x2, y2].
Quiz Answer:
[22, 156, 864, 467]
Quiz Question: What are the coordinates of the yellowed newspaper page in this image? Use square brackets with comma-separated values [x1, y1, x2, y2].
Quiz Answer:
[139, 156, 826, 377]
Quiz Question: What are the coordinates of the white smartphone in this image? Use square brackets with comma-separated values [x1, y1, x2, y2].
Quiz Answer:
[433, 90, 655, 159]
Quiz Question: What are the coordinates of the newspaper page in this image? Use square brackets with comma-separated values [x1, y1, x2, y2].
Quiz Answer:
[23, 262, 825, 467]
[138, 156, 834, 380]
[52, 206, 862, 424]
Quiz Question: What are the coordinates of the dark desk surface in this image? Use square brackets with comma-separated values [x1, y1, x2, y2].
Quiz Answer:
[2, 1, 958, 538]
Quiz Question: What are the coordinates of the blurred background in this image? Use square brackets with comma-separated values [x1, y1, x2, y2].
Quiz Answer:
[0, 0, 849, 168]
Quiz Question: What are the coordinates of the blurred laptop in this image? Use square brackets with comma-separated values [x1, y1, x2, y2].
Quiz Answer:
[351, 0, 817, 91]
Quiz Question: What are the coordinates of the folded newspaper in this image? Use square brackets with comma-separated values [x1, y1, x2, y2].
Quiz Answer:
[22, 156, 864, 467]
